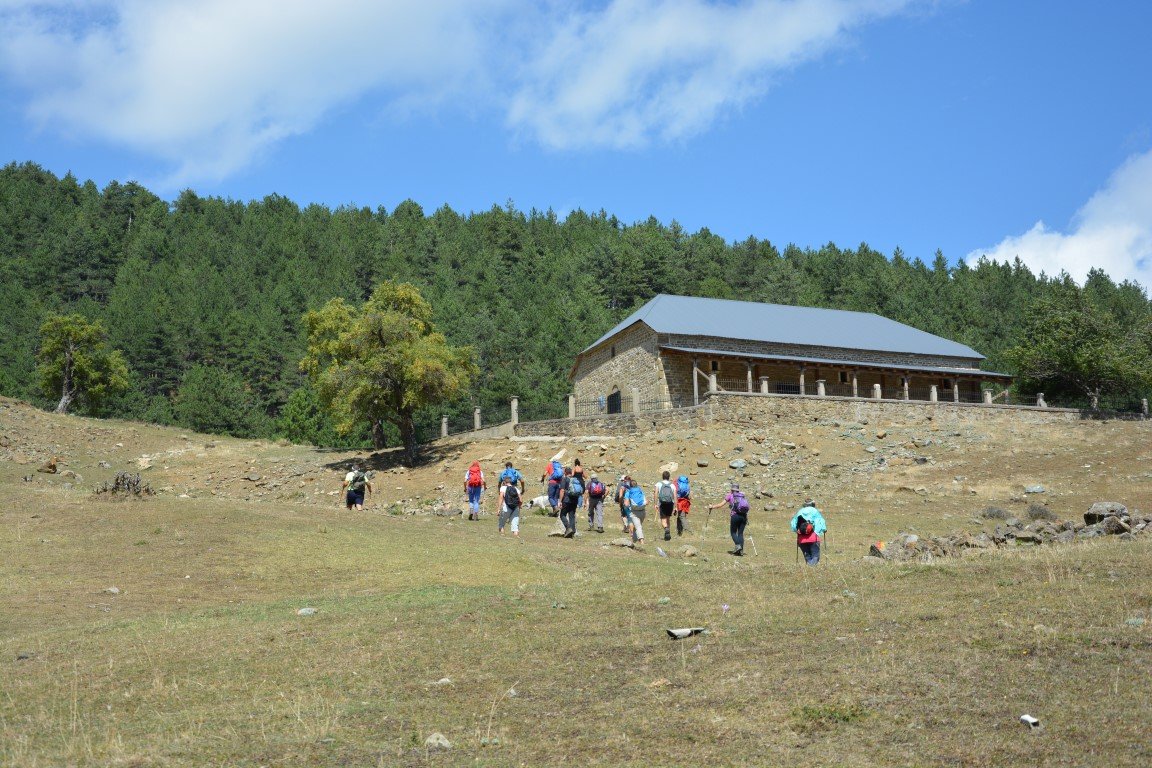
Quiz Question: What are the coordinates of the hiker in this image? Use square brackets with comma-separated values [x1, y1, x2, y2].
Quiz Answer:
[624, 478, 647, 545]
[614, 475, 631, 533]
[342, 464, 372, 511]
[708, 482, 751, 556]
[500, 461, 525, 494]
[792, 498, 827, 566]
[557, 466, 583, 538]
[464, 461, 487, 520]
[498, 476, 522, 537]
[655, 470, 676, 541]
[674, 474, 691, 537]
[586, 472, 607, 533]
[572, 458, 587, 512]
[541, 458, 564, 517]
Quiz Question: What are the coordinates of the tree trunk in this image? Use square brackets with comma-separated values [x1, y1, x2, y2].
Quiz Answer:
[55, 346, 75, 414]
[371, 419, 387, 450]
[399, 412, 418, 464]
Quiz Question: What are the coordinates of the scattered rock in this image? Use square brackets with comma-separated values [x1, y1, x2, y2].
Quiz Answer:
[728, 459, 747, 470]
[876, 430, 887, 439]
[1024, 485, 1046, 494]
[424, 732, 452, 750]
[37, 456, 59, 474]
[609, 537, 635, 548]
[1084, 502, 1127, 525]
[431, 677, 453, 686]
[297, 607, 318, 616]
[865, 446, 877, 454]
[677, 545, 699, 557]
[696, 460, 709, 468]
[103, 586, 121, 595]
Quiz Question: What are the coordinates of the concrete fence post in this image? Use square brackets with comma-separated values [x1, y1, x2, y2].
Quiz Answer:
[851, 372, 858, 398]
[983, 390, 993, 405]
[708, 373, 718, 394]
[872, 383, 882, 399]
[816, 379, 826, 397]
[1036, 392, 1046, 408]
[473, 406, 482, 431]
[929, 384, 938, 402]
[632, 387, 641, 414]
[1142, 398, 1149, 417]
[746, 362, 754, 392]
[798, 367, 806, 396]
[902, 377, 910, 401]
[759, 376, 770, 394]
[693, 358, 700, 406]
[952, 381, 960, 403]
[510, 396, 519, 426]
[441, 415, 448, 438]
[567, 394, 576, 419]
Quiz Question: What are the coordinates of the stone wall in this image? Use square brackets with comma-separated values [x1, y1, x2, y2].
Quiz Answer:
[514, 404, 708, 437]
[703, 391, 1084, 427]
[572, 323, 668, 406]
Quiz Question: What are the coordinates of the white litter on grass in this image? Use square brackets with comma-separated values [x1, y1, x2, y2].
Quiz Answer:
[666, 627, 707, 640]
[431, 677, 453, 686]
[1020, 714, 1040, 729]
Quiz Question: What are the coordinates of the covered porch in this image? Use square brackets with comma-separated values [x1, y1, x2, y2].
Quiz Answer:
[660, 346, 1013, 407]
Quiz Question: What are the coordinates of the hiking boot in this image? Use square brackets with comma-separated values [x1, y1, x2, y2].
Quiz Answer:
[596, 527, 604, 533]
[732, 548, 743, 556]
[564, 529, 575, 539]
[663, 531, 671, 541]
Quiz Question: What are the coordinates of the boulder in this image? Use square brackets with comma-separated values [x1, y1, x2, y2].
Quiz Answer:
[1084, 502, 1127, 525]
[1101, 516, 1131, 535]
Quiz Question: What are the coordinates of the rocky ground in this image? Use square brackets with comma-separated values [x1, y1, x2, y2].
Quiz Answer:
[3, 395, 1149, 557]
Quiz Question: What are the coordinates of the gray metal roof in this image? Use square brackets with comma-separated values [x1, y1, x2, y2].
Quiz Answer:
[585, 294, 985, 360]
[660, 346, 1012, 378]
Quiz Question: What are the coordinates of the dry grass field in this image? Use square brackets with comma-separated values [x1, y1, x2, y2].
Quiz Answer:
[2, 397, 1150, 767]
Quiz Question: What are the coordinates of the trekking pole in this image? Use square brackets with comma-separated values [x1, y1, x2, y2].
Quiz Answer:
[748, 535, 758, 557]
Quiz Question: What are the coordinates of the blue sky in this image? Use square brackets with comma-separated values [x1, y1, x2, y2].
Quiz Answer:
[2, 0, 1151, 289]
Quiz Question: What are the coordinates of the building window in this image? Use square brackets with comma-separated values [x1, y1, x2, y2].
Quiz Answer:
[839, 371, 849, 384]
[710, 360, 719, 372]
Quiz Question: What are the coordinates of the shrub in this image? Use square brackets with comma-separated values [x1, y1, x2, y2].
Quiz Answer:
[981, 506, 1008, 519]
[1027, 504, 1057, 521]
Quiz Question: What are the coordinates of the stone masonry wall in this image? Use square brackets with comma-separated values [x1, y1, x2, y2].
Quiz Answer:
[572, 324, 668, 407]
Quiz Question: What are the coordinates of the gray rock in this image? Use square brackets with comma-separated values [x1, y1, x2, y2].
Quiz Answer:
[1101, 516, 1131, 535]
[424, 732, 452, 750]
[609, 537, 635, 548]
[677, 545, 699, 557]
[696, 460, 709, 468]
[103, 586, 121, 595]
[1084, 502, 1127, 525]
[728, 459, 747, 470]
[865, 446, 877, 454]
[758, 456, 771, 466]
[1024, 485, 1046, 494]
[297, 607, 317, 616]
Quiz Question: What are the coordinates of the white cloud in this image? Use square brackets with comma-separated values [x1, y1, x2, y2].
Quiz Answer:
[0, 0, 509, 182]
[0, 0, 916, 182]
[507, 0, 915, 149]
[967, 149, 1152, 291]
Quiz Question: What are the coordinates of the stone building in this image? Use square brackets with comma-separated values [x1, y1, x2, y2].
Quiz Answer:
[571, 294, 1011, 412]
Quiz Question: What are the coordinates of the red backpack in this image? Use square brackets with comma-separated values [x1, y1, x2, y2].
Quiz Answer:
[467, 464, 483, 487]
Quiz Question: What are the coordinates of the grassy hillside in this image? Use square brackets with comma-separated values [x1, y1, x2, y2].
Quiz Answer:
[2, 398, 1150, 766]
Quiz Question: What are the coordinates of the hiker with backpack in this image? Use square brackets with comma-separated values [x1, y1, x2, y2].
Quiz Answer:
[500, 461, 525, 494]
[791, 498, 827, 566]
[342, 463, 373, 511]
[586, 472, 607, 533]
[498, 476, 522, 537]
[614, 475, 631, 533]
[655, 470, 676, 542]
[708, 482, 751, 556]
[624, 478, 647, 545]
[464, 461, 487, 521]
[557, 466, 583, 538]
[572, 458, 587, 513]
[541, 458, 564, 517]
[674, 475, 691, 537]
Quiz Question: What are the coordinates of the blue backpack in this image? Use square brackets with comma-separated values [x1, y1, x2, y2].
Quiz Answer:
[500, 467, 521, 485]
[549, 460, 563, 481]
[676, 476, 690, 498]
[567, 476, 584, 499]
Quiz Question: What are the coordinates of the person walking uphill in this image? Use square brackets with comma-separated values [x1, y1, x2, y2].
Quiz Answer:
[655, 470, 676, 541]
[624, 479, 647, 545]
[792, 499, 827, 565]
[557, 466, 583, 538]
[541, 458, 564, 517]
[500, 461, 525, 494]
[498, 476, 522, 537]
[586, 473, 607, 533]
[708, 483, 751, 556]
[464, 461, 487, 520]
[342, 464, 372, 511]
